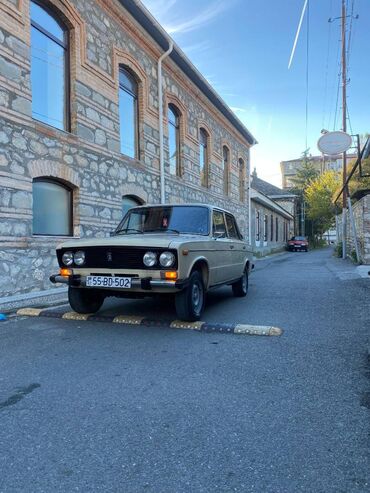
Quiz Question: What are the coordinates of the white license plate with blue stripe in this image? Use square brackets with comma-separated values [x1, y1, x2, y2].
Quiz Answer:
[86, 276, 132, 288]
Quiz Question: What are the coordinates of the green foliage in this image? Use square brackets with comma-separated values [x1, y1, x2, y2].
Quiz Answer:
[350, 249, 359, 263]
[310, 237, 327, 249]
[289, 159, 320, 196]
[347, 156, 370, 197]
[334, 242, 343, 258]
[304, 171, 341, 236]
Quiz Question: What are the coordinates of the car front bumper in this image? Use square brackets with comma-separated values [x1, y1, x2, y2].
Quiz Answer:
[50, 274, 187, 292]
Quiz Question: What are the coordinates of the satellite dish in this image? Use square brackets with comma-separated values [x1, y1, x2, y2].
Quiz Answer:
[317, 131, 352, 155]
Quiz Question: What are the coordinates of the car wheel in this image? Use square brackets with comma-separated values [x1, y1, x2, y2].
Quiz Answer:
[175, 271, 205, 322]
[232, 268, 249, 297]
[68, 287, 104, 314]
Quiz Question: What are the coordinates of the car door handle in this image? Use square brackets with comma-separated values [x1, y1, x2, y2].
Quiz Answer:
[230, 245, 234, 249]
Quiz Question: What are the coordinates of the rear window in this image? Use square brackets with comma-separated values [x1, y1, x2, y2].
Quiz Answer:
[292, 236, 307, 241]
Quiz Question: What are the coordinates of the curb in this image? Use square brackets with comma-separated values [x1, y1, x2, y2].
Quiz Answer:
[16, 307, 283, 337]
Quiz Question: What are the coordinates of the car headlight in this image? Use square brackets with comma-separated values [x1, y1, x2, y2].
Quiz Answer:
[143, 251, 157, 267]
[74, 251, 85, 266]
[159, 251, 175, 267]
[62, 251, 73, 266]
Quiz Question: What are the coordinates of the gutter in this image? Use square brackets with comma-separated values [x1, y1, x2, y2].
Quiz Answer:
[158, 39, 174, 203]
[119, 0, 257, 146]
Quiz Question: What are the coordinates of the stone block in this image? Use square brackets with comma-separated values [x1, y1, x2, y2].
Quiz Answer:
[12, 191, 31, 209]
[11, 96, 31, 116]
[0, 57, 22, 83]
[95, 129, 106, 145]
[75, 81, 92, 98]
[77, 123, 94, 142]
[0, 131, 10, 144]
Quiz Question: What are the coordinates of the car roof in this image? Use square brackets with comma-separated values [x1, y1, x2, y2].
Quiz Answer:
[129, 203, 235, 215]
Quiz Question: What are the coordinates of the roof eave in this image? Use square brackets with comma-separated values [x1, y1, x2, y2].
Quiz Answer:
[118, 0, 257, 146]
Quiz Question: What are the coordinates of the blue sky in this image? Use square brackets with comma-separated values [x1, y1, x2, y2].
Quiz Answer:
[141, 0, 370, 187]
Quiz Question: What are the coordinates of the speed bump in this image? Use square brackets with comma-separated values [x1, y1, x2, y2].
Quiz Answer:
[16, 307, 283, 336]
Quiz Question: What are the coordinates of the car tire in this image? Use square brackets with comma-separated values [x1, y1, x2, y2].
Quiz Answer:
[68, 287, 104, 314]
[175, 271, 205, 322]
[232, 268, 249, 297]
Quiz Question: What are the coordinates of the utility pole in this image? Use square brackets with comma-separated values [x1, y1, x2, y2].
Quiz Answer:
[341, 0, 347, 259]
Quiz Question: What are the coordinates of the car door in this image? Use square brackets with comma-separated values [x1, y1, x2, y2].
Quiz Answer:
[209, 210, 233, 285]
[225, 213, 247, 279]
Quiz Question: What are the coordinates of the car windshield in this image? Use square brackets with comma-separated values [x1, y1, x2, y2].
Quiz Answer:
[115, 206, 210, 235]
[292, 236, 307, 241]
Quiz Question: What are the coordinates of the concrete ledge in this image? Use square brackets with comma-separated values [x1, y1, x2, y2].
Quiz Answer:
[0, 287, 68, 314]
[16, 307, 284, 337]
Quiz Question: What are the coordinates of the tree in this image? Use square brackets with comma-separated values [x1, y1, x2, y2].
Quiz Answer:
[290, 160, 320, 195]
[288, 152, 320, 238]
[304, 171, 341, 236]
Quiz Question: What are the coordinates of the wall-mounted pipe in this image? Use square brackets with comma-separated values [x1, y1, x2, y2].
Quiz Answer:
[158, 40, 174, 204]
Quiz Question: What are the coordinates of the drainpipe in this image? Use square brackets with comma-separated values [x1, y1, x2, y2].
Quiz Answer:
[248, 151, 252, 245]
[158, 40, 174, 204]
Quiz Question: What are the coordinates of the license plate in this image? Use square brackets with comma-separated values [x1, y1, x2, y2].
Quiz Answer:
[86, 276, 132, 289]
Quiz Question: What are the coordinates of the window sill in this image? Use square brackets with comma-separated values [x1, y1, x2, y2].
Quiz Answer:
[32, 235, 81, 240]
[33, 119, 76, 140]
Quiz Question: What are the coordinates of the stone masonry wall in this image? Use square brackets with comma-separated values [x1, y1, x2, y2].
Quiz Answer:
[342, 195, 370, 264]
[0, 0, 253, 298]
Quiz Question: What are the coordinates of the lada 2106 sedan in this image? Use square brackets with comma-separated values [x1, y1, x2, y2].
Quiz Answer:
[50, 204, 254, 321]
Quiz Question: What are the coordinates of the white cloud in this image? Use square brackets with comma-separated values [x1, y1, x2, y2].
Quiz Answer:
[142, 0, 237, 35]
[141, 0, 177, 19]
[181, 40, 211, 56]
[230, 107, 247, 114]
[164, 0, 235, 34]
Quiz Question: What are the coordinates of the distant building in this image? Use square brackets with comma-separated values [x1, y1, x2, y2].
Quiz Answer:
[280, 154, 357, 189]
[250, 171, 296, 256]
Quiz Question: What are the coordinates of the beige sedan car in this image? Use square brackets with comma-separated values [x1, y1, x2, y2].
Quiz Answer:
[50, 204, 253, 321]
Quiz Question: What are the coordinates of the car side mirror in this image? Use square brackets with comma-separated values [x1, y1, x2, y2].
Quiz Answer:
[109, 231, 116, 237]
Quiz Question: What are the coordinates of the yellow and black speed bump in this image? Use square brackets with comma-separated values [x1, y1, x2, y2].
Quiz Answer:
[16, 307, 283, 336]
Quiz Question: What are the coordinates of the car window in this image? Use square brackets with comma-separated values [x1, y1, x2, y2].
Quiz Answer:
[116, 206, 209, 235]
[225, 214, 239, 239]
[213, 210, 226, 237]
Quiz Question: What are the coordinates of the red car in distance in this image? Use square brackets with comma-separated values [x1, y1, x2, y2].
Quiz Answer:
[287, 236, 309, 252]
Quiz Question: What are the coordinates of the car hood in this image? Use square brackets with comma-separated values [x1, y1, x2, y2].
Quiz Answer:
[57, 233, 206, 250]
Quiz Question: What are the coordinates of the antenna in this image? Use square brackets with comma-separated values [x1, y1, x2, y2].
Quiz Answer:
[288, 0, 308, 69]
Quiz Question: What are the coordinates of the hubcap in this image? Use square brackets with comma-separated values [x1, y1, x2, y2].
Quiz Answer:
[192, 281, 203, 314]
[242, 272, 247, 292]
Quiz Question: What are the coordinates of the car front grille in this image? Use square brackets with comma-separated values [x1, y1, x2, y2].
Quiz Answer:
[57, 246, 178, 270]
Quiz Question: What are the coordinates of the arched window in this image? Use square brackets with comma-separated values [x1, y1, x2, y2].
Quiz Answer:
[33, 178, 72, 236]
[239, 158, 245, 202]
[119, 67, 139, 158]
[122, 195, 143, 218]
[30, 1, 69, 130]
[222, 146, 230, 195]
[199, 128, 209, 187]
[168, 104, 180, 176]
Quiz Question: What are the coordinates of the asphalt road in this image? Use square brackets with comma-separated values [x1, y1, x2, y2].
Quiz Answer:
[1, 247, 369, 493]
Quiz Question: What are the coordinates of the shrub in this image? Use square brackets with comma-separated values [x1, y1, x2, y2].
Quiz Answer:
[335, 242, 343, 258]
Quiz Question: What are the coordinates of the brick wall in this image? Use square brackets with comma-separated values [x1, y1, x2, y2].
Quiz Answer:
[0, 0, 253, 297]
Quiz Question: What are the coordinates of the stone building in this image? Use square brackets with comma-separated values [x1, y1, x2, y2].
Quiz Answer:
[250, 172, 295, 256]
[0, 0, 256, 303]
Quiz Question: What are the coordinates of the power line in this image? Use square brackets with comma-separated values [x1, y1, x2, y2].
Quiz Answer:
[322, 0, 333, 129]
[305, 0, 310, 151]
[327, 22, 341, 130]
[333, 59, 341, 130]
